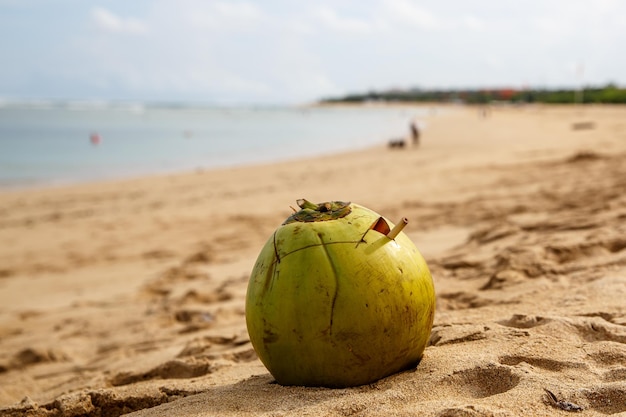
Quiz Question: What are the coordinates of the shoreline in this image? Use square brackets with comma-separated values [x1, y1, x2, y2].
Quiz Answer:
[0, 141, 389, 197]
[3, 102, 618, 195]
[0, 143, 384, 194]
[0, 103, 436, 193]
[1, 104, 626, 416]
[0, 102, 444, 195]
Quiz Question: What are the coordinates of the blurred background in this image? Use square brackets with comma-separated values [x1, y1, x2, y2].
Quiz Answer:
[1, 1, 625, 186]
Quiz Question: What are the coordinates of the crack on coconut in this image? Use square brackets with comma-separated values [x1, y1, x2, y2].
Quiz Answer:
[317, 232, 339, 336]
[259, 232, 280, 297]
[272, 231, 280, 263]
[279, 240, 361, 260]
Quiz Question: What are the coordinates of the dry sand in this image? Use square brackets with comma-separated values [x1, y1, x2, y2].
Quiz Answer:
[1, 104, 625, 416]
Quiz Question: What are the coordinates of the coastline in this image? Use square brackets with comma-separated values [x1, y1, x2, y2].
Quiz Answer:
[0, 103, 432, 191]
[1, 104, 626, 416]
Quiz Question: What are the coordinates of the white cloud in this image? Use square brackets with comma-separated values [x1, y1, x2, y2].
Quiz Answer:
[213, 1, 261, 20]
[532, 16, 573, 42]
[91, 7, 148, 35]
[183, 1, 263, 32]
[5, 0, 626, 102]
[382, 0, 440, 30]
[462, 15, 485, 31]
[282, 19, 316, 36]
[314, 6, 374, 35]
[281, 69, 341, 100]
[485, 55, 503, 70]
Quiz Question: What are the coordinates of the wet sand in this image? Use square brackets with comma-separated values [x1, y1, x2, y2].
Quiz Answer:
[1, 104, 625, 416]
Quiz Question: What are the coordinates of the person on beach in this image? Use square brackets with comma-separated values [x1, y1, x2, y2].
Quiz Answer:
[410, 121, 420, 146]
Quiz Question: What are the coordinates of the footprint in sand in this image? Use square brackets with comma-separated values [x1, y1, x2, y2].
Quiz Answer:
[0, 386, 203, 417]
[497, 314, 551, 329]
[177, 334, 252, 360]
[602, 368, 626, 382]
[497, 314, 626, 415]
[586, 343, 626, 385]
[429, 324, 489, 346]
[441, 365, 521, 399]
[480, 269, 527, 290]
[583, 384, 626, 415]
[581, 341, 626, 414]
[438, 291, 517, 311]
[0, 268, 14, 278]
[109, 358, 219, 386]
[499, 355, 588, 372]
[587, 344, 626, 367]
[436, 405, 508, 417]
[2, 347, 69, 371]
[572, 316, 626, 344]
[499, 314, 626, 344]
[174, 309, 215, 334]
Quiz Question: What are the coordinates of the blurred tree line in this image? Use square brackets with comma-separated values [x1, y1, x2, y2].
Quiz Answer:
[320, 84, 626, 104]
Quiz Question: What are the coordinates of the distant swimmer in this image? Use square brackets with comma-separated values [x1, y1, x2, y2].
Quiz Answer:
[90, 132, 101, 146]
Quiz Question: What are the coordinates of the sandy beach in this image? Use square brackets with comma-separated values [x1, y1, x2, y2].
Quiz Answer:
[1, 104, 625, 416]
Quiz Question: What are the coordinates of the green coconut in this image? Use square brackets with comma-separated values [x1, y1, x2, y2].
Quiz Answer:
[245, 199, 436, 388]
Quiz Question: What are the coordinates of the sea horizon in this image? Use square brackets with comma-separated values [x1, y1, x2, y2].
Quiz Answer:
[0, 101, 431, 190]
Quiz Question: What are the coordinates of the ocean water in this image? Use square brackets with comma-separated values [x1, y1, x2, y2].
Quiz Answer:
[0, 102, 426, 188]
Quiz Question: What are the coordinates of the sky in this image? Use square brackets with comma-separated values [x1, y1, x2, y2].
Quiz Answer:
[1, 0, 625, 104]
